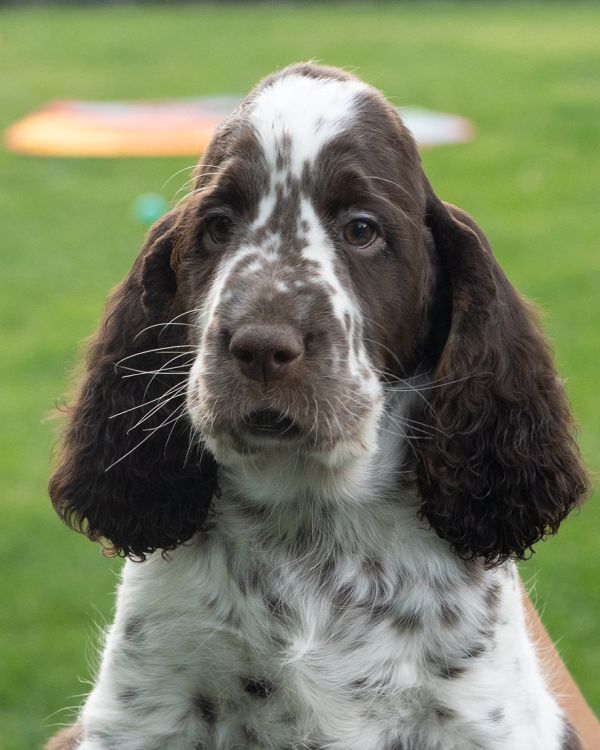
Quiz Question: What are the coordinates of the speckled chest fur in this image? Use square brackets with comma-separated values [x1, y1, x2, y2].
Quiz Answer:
[75, 413, 576, 750]
[80, 454, 563, 750]
[48, 64, 586, 750]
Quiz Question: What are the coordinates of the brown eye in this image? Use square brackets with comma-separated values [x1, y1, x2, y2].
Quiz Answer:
[343, 218, 377, 248]
[205, 215, 234, 245]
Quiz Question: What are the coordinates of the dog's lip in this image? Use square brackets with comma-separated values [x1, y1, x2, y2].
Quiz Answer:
[239, 409, 302, 440]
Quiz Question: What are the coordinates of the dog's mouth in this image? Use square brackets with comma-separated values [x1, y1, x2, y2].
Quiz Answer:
[238, 409, 303, 442]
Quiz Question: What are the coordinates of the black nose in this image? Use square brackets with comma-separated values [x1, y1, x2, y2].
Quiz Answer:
[229, 324, 303, 383]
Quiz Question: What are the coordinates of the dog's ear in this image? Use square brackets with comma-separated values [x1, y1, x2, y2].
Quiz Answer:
[416, 180, 589, 565]
[49, 210, 218, 559]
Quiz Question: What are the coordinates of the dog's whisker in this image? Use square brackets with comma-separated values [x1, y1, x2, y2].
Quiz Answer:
[126, 388, 188, 433]
[115, 344, 195, 367]
[110, 381, 188, 420]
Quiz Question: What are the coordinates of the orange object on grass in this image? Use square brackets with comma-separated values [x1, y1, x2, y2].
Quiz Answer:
[4, 98, 473, 158]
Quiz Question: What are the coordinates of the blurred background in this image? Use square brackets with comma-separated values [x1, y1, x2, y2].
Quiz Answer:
[0, 3, 598, 748]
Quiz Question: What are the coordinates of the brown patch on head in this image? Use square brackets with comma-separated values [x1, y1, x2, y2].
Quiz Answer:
[255, 61, 359, 93]
[300, 93, 434, 379]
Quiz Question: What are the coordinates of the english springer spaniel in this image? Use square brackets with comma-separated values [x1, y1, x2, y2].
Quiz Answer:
[47, 64, 588, 750]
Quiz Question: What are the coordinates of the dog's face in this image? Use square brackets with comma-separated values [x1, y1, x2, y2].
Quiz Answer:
[180, 67, 431, 467]
[50, 63, 587, 563]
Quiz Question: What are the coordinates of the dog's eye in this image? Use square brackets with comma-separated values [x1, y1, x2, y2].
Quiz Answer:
[343, 218, 378, 248]
[205, 215, 234, 245]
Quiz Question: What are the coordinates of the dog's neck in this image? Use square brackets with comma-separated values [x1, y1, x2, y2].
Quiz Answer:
[218, 386, 412, 505]
[211, 386, 450, 570]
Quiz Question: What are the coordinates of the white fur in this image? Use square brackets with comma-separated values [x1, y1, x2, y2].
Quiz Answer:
[298, 197, 380, 398]
[250, 72, 367, 177]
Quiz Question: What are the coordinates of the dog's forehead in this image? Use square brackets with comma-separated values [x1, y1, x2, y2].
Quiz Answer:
[248, 73, 369, 175]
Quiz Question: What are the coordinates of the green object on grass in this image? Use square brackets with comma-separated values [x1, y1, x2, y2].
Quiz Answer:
[133, 193, 168, 225]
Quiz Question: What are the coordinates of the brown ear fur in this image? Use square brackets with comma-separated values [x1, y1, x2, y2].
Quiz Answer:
[49, 211, 218, 559]
[417, 182, 589, 565]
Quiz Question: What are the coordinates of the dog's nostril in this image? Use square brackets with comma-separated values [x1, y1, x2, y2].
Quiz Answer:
[274, 349, 294, 364]
[235, 348, 254, 365]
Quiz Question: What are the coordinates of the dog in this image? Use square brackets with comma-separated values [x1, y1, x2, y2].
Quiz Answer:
[46, 63, 587, 750]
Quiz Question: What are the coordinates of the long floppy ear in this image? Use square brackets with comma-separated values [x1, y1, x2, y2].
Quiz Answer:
[416, 180, 589, 565]
[49, 210, 218, 559]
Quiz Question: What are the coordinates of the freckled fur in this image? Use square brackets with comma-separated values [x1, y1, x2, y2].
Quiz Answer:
[46, 63, 587, 750]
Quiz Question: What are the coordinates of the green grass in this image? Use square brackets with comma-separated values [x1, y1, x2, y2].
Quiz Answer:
[0, 3, 598, 747]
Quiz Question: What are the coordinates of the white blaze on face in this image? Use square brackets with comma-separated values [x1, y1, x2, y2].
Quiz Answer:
[299, 198, 380, 400]
[248, 73, 368, 237]
[249, 73, 368, 177]
[248, 74, 381, 401]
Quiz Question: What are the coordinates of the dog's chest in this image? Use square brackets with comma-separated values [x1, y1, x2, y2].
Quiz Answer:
[121, 557, 420, 748]
[109, 516, 519, 750]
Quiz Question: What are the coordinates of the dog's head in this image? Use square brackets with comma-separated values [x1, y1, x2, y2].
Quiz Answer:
[50, 63, 588, 563]
[185, 65, 431, 470]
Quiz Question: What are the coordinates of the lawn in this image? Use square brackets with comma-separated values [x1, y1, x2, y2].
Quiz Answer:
[0, 3, 598, 748]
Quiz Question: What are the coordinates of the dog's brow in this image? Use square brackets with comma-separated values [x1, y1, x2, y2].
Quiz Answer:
[249, 73, 367, 175]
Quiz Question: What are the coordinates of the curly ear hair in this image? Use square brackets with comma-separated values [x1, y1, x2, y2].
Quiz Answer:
[416, 180, 589, 565]
[49, 210, 218, 559]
